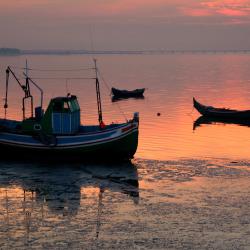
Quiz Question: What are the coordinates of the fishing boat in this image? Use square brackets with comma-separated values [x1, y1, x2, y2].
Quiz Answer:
[111, 87, 145, 99]
[193, 97, 250, 119]
[0, 60, 139, 161]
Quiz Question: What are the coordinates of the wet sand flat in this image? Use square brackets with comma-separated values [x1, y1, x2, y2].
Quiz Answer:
[0, 158, 249, 249]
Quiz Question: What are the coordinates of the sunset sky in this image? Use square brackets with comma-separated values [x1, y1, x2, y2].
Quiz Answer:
[0, 0, 250, 50]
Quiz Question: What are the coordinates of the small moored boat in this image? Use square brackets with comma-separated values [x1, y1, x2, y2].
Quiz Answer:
[193, 97, 250, 119]
[111, 87, 145, 99]
[0, 61, 139, 161]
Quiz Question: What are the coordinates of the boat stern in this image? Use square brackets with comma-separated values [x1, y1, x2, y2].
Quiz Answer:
[133, 112, 139, 123]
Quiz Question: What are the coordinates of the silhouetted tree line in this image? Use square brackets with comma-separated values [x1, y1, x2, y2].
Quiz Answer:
[0, 48, 21, 55]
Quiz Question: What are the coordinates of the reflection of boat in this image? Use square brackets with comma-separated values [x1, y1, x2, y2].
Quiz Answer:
[0, 161, 139, 215]
[193, 116, 250, 130]
[193, 97, 250, 119]
[0, 60, 139, 160]
[0, 161, 139, 241]
[111, 87, 145, 99]
[112, 95, 145, 102]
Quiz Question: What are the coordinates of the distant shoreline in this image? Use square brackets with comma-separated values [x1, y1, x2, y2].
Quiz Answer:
[1, 48, 250, 56]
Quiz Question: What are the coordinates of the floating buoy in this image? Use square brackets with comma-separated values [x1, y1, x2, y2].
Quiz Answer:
[157, 112, 161, 116]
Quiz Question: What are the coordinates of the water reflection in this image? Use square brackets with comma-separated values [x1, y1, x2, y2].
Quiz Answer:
[193, 116, 250, 130]
[111, 95, 145, 102]
[0, 161, 139, 244]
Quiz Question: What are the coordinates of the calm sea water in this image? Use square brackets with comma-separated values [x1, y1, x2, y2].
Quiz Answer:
[1, 53, 250, 160]
[0, 54, 250, 249]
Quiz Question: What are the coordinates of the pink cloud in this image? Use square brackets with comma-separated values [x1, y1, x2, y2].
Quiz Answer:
[181, 8, 213, 17]
[179, 0, 250, 25]
[1, 0, 250, 24]
[0, 0, 170, 15]
[216, 8, 249, 16]
[202, 0, 250, 16]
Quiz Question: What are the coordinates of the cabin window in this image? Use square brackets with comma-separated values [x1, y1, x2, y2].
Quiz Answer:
[63, 101, 69, 111]
[68, 101, 73, 112]
[73, 100, 80, 110]
[53, 102, 62, 112]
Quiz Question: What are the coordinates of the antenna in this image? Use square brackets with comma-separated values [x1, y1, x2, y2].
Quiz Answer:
[65, 78, 70, 96]
[90, 27, 105, 127]
[89, 25, 95, 57]
[25, 59, 29, 78]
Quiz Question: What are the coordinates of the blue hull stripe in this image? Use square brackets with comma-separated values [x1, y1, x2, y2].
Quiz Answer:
[0, 128, 138, 150]
[0, 123, 138, 149]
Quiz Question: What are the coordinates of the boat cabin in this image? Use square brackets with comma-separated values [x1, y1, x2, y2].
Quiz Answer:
[46, 95, 80, 134]
[22, 95, 81, 135]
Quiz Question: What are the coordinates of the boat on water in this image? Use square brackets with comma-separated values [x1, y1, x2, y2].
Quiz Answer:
[193, 97, 250, 119]
[111, 87, 145, 99]
[0, 60, 139, 160]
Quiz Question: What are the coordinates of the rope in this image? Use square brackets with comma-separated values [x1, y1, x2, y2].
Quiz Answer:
[9, 63, 129, 122]
[97, 69, 111, 93]
[11, 66, 95, 72]
[97, 68, 128, 122]
[65, 79, 70, 95]
[19, 77, 96, 80]
[187, 106, 195, 116]
[89, 25, 95, 57]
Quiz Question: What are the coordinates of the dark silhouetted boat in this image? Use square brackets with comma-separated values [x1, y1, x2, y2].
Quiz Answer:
[111, 87, 145, 99]
[193, 97, 250, 119]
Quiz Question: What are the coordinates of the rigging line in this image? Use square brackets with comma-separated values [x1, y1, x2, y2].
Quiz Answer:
[11, 66, 95, 72]
[7, 70, 23, 81]
[97, 68, 128, 122]
[89, 25, 95, 58]
[65, 79, 69, 95]
[112, 99, 128, 122]
[19, 77, 96, 80]
[187, 106, 195, 116]
[97, 68, 111, 93]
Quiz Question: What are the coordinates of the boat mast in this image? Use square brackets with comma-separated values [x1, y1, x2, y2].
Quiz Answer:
[24, 60, 34, 118]
[94, 59, 103, 125]
[4, 68, 9, 119]
[25, 60, 28, 81]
